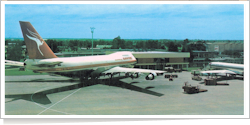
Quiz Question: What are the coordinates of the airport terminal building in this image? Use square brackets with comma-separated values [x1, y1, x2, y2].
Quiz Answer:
[190, 41, 244, 67]
[132, 52, 190, 70]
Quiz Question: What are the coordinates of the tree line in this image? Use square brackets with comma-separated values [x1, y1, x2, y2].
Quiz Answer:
[6, 37, 242, 62]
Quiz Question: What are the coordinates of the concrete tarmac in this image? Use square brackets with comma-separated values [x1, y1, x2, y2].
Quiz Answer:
[5, 71, 244, 115]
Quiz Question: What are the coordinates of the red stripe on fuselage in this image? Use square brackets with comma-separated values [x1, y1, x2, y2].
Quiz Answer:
[36, 60, 137, 72]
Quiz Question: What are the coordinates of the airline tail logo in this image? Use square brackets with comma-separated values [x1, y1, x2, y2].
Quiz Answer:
[26, 28, 44, 56]
[19, 21, 57, 59]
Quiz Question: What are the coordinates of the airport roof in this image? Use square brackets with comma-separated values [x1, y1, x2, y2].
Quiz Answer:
[206, 42, 244, 45]
[193, 51, 218, 53]
[132, 51, 190, 58]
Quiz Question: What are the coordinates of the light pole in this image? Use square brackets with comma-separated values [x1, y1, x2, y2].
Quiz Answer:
[90, 27, 95, 56]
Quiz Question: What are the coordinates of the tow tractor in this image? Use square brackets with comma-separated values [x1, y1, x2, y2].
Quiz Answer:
[182, 82, 207, 94]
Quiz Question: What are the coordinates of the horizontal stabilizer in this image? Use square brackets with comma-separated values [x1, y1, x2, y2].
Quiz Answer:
[5, 60, 24, 67]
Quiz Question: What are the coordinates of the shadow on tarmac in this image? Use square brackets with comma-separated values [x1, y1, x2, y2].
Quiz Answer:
[198, 76, 244, 84]
[6, 93, 51, 105]
[5, 79, 79, 83]
[5, 76, 164, 105]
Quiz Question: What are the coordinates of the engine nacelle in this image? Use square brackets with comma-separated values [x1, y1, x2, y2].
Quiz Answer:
[125, 72, 130, 77]
[131, 72, 141, 78]
[145, 72, 157, 80]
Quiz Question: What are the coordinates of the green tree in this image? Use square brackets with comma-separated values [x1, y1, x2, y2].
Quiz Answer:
[125, 40, 133, 49]
[45, 39, 59, 53]
[6, 42, 23, 61]
[167, 41, 178, 52]
[68, 40, 78, 52]
[5, 39, 10, 46]
[187, 45, 194, 62]
[135, 41, 143, 49]
[181, 39, 194, 62]
[189, 40, 206, 51]
[83, 40, 91, 49]
[146, 40, 158, 49]
[182, 39, 189, 52]
[79, 40, 84, 49]
[58, 40, 63, 46]
[112, 36, 125, 49]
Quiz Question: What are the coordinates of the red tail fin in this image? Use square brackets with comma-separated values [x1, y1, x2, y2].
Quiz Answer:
[19, 21, 57, 59]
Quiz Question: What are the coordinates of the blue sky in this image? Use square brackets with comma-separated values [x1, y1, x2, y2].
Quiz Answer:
[5, 4, 244, 40]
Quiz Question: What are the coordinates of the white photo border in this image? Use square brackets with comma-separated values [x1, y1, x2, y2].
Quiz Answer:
[1, 1, 249, 119]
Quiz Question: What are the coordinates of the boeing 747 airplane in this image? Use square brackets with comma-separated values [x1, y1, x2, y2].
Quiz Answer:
[200, 62, 244, 76]
[5, 21, 166, 81]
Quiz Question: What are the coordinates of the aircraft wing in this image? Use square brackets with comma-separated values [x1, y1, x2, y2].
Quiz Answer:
[225, 68, 244, 75]
[103, 67, 166, 75]
[5, 60, 24, 67]
[200, 70, 236, 75]
[32, 61, 63, 67]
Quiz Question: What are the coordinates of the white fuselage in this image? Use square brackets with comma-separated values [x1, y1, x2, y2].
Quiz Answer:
[210, 62, 244, 70]
[210, 62, 244, 75]
[24, 52, 137, 73]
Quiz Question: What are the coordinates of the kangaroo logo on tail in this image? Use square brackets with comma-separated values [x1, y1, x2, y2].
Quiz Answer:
[19, 21, 57, 59]
[26, 28, 44, 56]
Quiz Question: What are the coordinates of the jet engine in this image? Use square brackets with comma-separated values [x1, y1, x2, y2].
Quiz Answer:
[145, 72, 157, 80]
[125, 72, 130, 77]
[131, 72, 141, 78]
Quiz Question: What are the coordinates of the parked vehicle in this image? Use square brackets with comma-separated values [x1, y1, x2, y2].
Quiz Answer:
[192, 75, 202, 81]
